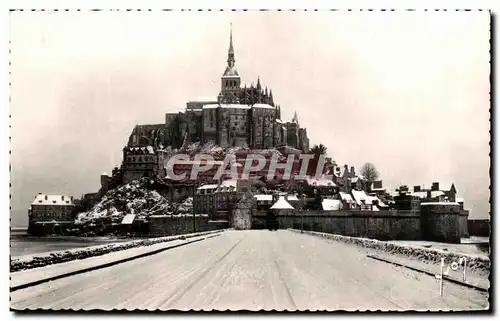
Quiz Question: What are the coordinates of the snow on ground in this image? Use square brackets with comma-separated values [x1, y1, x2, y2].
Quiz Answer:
[10, 230, 488, 311]
[75, 179, 172, 224]
[10, 230, 225, 272]
[181, 141, 285, 160]
[10, 233, 219, 289]
[290, 230, 490, 275]
[389, 239, 490, 258]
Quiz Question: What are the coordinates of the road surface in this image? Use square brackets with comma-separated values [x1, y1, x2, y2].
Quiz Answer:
[11, 230, 488, 311]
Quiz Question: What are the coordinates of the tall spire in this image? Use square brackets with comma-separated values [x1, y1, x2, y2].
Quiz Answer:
[292, 111, 299, 124]
[227, 22, 235, 68]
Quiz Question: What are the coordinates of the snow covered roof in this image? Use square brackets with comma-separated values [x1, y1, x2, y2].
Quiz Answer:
[223, 65, 239, 77]
[339, 192, 354, 203]
[456, 197, 464, 203]
[270, 196, 294, 210]
[255, 194, 273, 201]
[217, 180, 237, 192]
[287, 195, 299, 201]
[252, 103, 275, 109]
[351, 191, 387, 207]
[198, 184, 219, 190]
[306, 176, 336, 187]
[411, 191, 445, 199]
[371, 187, 386, 192]
[121, 214, 136, 225]
[220, 179, 238, 188]
[351, 190, 366, 205]
[31, 194, 74, 206]
[203, 104, 251, 110]
[351, 190, 379, 206]
[322, 199, 341, 211]
[276, 119, 283, 123]
[101, 172, 108, 176]
[421, 202, 460, 206]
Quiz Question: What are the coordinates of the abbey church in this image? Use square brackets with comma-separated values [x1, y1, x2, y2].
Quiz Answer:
[127, 24, 310, 152]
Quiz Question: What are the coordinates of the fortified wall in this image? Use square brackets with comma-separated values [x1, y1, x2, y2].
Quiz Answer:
[147, 214, 224, 236]
[252, 203, 469, 243]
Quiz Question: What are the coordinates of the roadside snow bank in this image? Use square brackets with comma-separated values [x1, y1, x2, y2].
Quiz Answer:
[290, 229, 490, 273]
[10, 229, 227, 272]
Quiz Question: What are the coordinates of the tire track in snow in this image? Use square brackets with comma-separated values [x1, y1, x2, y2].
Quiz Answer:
[158, 233, 248, 309]
[273, 260, 297, 310]
[195, 246, 252, 309]
[271, 231, 404, 310]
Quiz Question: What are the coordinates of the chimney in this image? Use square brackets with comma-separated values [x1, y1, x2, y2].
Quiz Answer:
[350, 166, 355, 175]
[427, 190, 432, 199]
[414, 185, 421, 192]
[62, 195, 64, 201]
[44, 195, 48, 200]
[431, 182, 439, 191]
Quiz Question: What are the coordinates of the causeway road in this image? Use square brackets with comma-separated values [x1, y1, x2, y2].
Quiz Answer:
[11, 230, 488, 311]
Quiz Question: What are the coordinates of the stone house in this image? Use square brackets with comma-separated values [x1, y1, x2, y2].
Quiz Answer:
[28, 194, 75, 235]
[121, 146, 158, 184]
[194, 180, 238, 218]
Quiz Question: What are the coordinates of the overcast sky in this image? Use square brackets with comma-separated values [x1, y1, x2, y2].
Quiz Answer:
[10, 10, 490, 226]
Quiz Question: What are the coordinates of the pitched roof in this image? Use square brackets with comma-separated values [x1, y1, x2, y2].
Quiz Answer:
[121, 214, 136, 225]
[411, 191, 445, 199]
[198, 184, 219, 190]
[270, 196, 294, 210]
[254, 194, 273, 201]
[339, 192, 354, 202]
[351, 190, 369, 205]
[31, 194, 74, 206]
[351, 190, 386, 206]
[306, 176, 336, 187]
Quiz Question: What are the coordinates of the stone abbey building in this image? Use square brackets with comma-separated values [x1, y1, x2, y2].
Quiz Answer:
[127, 25, 309, 152]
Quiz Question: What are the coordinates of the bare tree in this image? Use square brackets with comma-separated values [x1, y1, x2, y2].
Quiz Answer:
[360, 162, 380, 186]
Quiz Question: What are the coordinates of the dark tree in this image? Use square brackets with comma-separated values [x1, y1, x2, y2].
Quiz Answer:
[360, 162, 380, 186]
[309, 144, 328, 158]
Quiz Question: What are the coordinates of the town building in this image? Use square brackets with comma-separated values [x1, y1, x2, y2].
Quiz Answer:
[194, 180, 238, 218]
[27, 194, 75, 235]
[121, 146, 158, 184]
